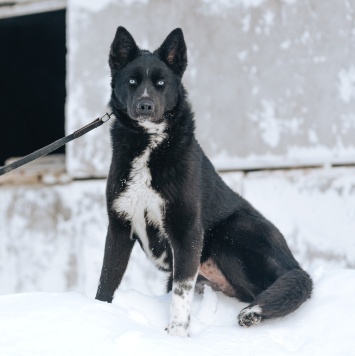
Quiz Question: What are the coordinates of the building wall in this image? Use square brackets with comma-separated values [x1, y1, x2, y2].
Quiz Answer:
[1, 1, 355, 297]
[66, 0, 355, 177]
[1, 169, 354, 298]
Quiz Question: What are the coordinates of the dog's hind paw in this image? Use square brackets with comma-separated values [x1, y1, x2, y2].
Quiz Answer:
[238, 305, 263, 327]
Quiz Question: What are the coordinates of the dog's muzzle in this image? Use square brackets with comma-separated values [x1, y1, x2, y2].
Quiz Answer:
[136, 98, 155, 116]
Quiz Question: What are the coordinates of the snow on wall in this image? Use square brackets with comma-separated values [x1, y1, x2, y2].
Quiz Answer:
[66, 0, 355, 177]
[1, 168, 354, 298]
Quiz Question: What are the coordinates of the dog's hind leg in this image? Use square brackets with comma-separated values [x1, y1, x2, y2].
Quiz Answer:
[207, 212, 312, 327]
[96, 219, 135, 303]
[238, 268, 313, 327]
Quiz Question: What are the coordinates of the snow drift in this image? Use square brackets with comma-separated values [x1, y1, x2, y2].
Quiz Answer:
[0, 269, 354, 355]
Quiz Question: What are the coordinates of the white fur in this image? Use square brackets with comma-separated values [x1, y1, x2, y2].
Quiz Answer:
[244, 305, 262, 314]
[113, 119, 197, 336]
[142, 87, 149, 97]
[113, 121, 168, 269]
[138, 119, 166, 135]
[167, 274, 198, 337]
[238, 304, 263, 327]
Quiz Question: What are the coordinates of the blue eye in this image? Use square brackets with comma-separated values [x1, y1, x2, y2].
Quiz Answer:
[157, 80, 165, 86]
[129, 79, 137, 85]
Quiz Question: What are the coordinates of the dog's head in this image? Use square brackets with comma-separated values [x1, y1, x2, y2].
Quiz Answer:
[109, 27, 187, 128]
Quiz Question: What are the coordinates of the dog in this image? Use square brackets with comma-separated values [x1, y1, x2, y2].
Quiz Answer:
[95, 26, 313, 337]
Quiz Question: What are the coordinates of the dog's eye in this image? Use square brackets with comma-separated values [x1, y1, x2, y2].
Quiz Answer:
[157, 80, 165, 86]
[129, 79, 137, 85]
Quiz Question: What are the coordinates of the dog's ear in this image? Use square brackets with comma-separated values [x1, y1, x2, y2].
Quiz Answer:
[109, 26, 139, 72]
[155, 28, 187, 77]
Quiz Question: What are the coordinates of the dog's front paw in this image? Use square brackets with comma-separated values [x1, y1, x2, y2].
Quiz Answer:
[238, 305, 263, 327]
[166, 323, 190, 337]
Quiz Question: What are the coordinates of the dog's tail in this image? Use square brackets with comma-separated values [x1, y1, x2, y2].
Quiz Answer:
[238, 268, 313, 326]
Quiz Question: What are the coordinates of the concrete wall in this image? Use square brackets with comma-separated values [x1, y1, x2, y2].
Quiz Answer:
[66, 0, 355, 177]
[1, 169, 354, 298]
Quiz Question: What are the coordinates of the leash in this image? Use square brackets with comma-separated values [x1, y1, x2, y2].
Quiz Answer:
[0, 112, 113, 177]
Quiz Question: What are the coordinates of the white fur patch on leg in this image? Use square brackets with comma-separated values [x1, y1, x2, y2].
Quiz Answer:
[238, 305, 263, 327]
[167, 275, 197, 337]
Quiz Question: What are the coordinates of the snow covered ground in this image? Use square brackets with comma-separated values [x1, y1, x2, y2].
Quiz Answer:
[1, 168, 354, 354]
[0, 268, 354, 356]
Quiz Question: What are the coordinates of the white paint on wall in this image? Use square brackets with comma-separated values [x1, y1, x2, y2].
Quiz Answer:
[340, 114, 355, 134]
[249, 100, 303, 148]
[286, 144, 355, 164]
[200, 0, 265, 15]
[338, 66, 355, 103]
[250, 100, 281, 148]
[65, 0, 355, 176]
[242, 14, 251, 32]
[263, 10, 274, 26]
[313, 56, 327, 63]
[300, 31, 311, 44]
[262, 10, 274, 34]
[308, 129, 319, 144]
[238, 50, 248, 61]
[70, 0, 149, 12]
[211, 145, 355, 171]
[280, 40, 291, 50]
[251, 86, 260, 96]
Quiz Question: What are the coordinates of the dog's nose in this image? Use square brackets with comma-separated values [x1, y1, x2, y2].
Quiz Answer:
[136, 99, 155, 116]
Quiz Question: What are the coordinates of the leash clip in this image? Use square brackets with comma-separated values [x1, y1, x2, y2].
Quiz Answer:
[101, 112, 113, 123]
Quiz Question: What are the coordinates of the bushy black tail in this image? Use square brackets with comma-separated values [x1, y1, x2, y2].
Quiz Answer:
[238, 268, 312, 326]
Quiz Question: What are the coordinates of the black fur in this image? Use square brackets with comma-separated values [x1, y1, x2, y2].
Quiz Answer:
[96, 26, 313, 335]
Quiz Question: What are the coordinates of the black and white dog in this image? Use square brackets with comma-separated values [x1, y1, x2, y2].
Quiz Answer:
[96, 26, 313, 337]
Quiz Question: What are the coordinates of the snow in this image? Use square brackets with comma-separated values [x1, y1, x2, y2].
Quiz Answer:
[0, 269, 354, 355]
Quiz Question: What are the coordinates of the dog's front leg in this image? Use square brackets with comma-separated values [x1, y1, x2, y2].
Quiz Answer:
[167, 227, 202, 337]
[95, 219, 134, 303]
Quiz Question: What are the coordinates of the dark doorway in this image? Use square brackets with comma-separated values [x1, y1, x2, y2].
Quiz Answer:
[0, 9, 66, 166]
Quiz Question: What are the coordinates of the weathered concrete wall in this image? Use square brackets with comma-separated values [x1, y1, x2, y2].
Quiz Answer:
[244, 168, 355, 269]
[66, 0, 355, 177]
[1, 169, 354, 297]
[0, 181, 107, 296]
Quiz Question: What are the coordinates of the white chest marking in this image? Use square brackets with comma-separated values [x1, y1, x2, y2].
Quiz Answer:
[113, 121, 168, 268]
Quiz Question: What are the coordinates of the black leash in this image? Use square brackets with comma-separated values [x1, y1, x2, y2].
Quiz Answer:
[0, 112, 113, 177]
